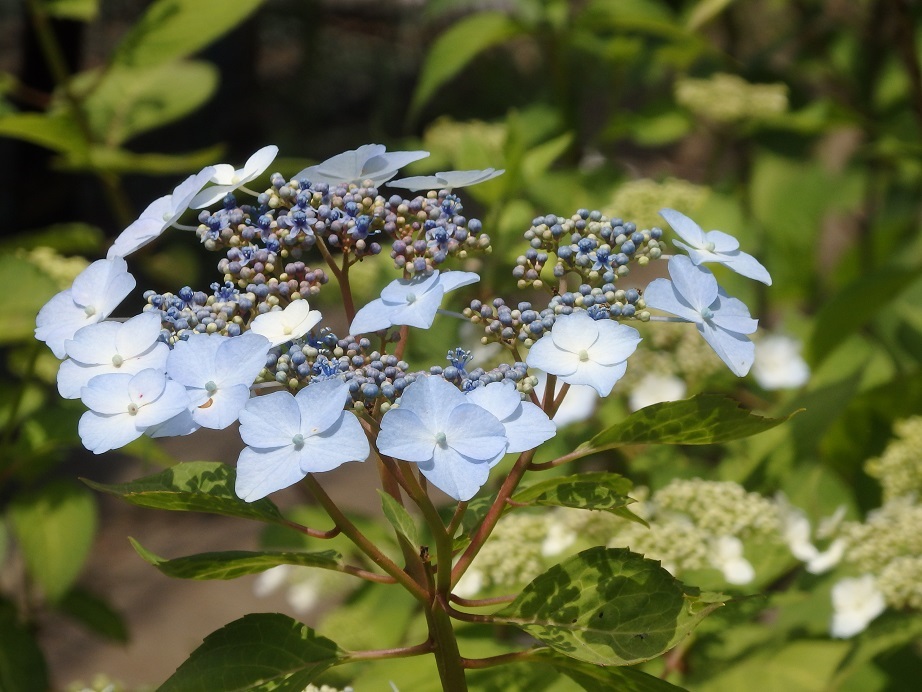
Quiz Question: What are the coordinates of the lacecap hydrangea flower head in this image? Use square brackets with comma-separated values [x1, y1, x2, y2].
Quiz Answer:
[35, 145, 770, 504]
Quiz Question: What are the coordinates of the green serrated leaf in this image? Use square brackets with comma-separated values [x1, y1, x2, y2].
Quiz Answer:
[0, 598, 49, 691]
[8, 481, 97, 602]
[82, 461, 287, 525]
[808, 266, 921, 366]
[0, 112, 85, 155]
[130, 538, 343, 581]
[532, 649, 688, 690]
[70, 61, 219, 145]
[410, 12, 523, 117]
[378, 490, 419, 548]
[512, 473, 635, 515]
[495, 547, 724, 665]
[586, 394, 795, 449]
[56, 587, 128, 642]
[159, 613, 347, 692]
[112, 0, 265, 68]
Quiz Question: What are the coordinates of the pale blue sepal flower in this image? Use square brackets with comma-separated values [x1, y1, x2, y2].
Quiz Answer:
[146, 408, 199, 439]
[294, 144, 429, 187]
[107, 166, 216, 259]
[660, 208, 772, 285]
[644, 255, 758, 377]
[234, 379, 369, 502]
[465, 380, 555, 456]
[190, 145, 279, 209]
[35, 257, 136, 359]
[350, 270, 479, 335]
[378, 376, 507, 501]
[58, 312, 168, 399]
[78, 368, 190, 454]
[166, 332, 271, 429]
[526, 311, 642, 396]
[388, 168, 505, 192]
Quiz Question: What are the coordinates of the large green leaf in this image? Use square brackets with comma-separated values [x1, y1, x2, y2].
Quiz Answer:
[159, 613, 347, 692]
[131, 539, 344, 580]
[0, 598, 48, 692]
[495, 547, 724, 665]
[82, 461, 287, 525]
[72, 61, 219, 145]
[808, 266, 920, 366]
[112, 0, 265, 68]
[512, 472, 642, 523]
[586, 394, 794, 449]
[378, 490, 419, 548]
[410, 12, 524, 117]
[7, 481, 97, 602]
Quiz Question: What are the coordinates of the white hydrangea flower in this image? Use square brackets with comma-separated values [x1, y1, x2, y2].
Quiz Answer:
[78, 368, 190, 454]
[295, 144, 429, 187]
[249, 299, 322, 347]
[58, 312, 168, 399]
[388, 168, 505, 192]
[350, 270, 479, 335]
[628, 372, 687, 411]
[644, 255, 758, 376]
[752, 334, 810, 390]
[190, 145, 279, 209]
[830, 574, 886, 638]
[660, 208, 772, 285]
[526, 311, 642, 396]
[35, 257, 136, 359]
[107, 166, 216, 259]
[708, 535, 755, 585]
[377, 376, 507, 501]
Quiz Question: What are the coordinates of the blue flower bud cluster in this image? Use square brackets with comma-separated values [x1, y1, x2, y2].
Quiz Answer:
[196, 179, 491, 282]
[143, 285, 252, 343]
[515, 210, 663, 289]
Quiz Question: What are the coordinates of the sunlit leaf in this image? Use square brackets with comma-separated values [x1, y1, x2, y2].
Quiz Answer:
[378, 490, 419, 548]
[39, 0, 99, 20]
[112, 0, 265, 68]
[159, 613, 347, 691]
[0, 113, 85, 155]
[82, 461, 287, 525]
[495, 547, 725, 665]
[131, 539, 344, 580]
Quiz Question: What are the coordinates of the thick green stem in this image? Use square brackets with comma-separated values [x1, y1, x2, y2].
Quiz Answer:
[425, 599, 468, 691]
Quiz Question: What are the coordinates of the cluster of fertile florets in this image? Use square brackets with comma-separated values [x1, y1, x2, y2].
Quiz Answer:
[864, 417, 922, 501]
[197, 178, 490, 280]
[516, 209, 664, 288]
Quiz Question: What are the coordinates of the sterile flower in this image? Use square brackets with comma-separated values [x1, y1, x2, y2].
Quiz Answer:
[525, 311, 642, 396]
[190, 145, 279, 208]
[388, 168, 505, 191]
[708, 535, 755, 585]
[107, 166, 215, 259]
[830, 575, 887, 638]
[350, 270, 479, 335]
[294, 144, 429, 187]
[35, 257, 136, 358]
[628, 373, 687, 411]
[752, 334, 810, 390]
[465, 380, 556, 454]
[660, 208, 772, 285]
[234, 378, 369, 502]
[378, 376, 507, 501]
[249, 299, 323, 347]
[644, 255, 758, 376]
[78, 368, 190, 454]
[166, 332, 271, 429]
[58, 312, 168, 398]
[776, 494, 846, 574]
